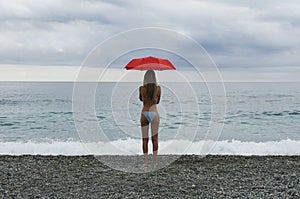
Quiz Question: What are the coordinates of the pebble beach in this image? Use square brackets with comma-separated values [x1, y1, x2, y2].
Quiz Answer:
[1, 155, 299, 198]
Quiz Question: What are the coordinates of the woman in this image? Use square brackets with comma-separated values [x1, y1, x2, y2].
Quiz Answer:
[139, 70, 161, 167]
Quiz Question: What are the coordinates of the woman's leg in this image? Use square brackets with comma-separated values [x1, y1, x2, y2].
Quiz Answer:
[141, 125, 149, 165]
[141, 115, 149, 166]
[151, 115, 159, 165]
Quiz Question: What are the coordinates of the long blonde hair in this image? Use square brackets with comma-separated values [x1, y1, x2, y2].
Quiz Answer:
[143, 70, 157, 100]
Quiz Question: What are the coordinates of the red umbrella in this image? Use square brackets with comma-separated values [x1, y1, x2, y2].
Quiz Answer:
[124, 56, 176, 71]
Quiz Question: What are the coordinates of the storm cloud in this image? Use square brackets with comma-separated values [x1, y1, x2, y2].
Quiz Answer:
[0, 0, 300, 69]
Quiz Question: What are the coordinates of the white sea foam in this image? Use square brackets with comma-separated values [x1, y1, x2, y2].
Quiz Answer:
[0, 139, 299, 156]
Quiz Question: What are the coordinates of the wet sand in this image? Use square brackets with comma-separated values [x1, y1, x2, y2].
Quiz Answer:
[0, 155, 299, 198]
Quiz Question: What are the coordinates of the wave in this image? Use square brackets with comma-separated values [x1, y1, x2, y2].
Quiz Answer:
[0, 98, 71, 105]
[0, 139, 299, 156]
[226, 110, 300, 119]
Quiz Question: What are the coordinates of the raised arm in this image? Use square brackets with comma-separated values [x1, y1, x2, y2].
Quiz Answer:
[139, 86, 143, 101]
[156, 86, 161, 104]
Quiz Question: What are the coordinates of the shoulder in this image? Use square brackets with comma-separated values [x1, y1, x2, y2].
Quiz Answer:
[139, 85, 145, 93]
[157, 85, 161, 93]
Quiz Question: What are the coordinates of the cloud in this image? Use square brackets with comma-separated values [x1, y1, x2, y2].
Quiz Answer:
[0, 0, 299, 70]
[0, 0, 122, 22]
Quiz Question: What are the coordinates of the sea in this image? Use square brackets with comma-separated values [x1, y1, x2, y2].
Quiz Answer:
[0, 82, 299, 155]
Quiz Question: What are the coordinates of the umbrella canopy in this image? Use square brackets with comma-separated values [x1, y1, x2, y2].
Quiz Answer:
[124, 56, 176, 71]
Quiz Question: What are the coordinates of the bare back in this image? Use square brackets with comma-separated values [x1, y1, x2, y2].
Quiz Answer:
[139, 85, 161, 111]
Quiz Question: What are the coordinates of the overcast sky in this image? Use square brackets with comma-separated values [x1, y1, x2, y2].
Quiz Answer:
[0, 0, 299, 81]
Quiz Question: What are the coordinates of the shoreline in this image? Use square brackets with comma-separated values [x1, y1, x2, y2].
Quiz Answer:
[1, 155, 299, 198]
